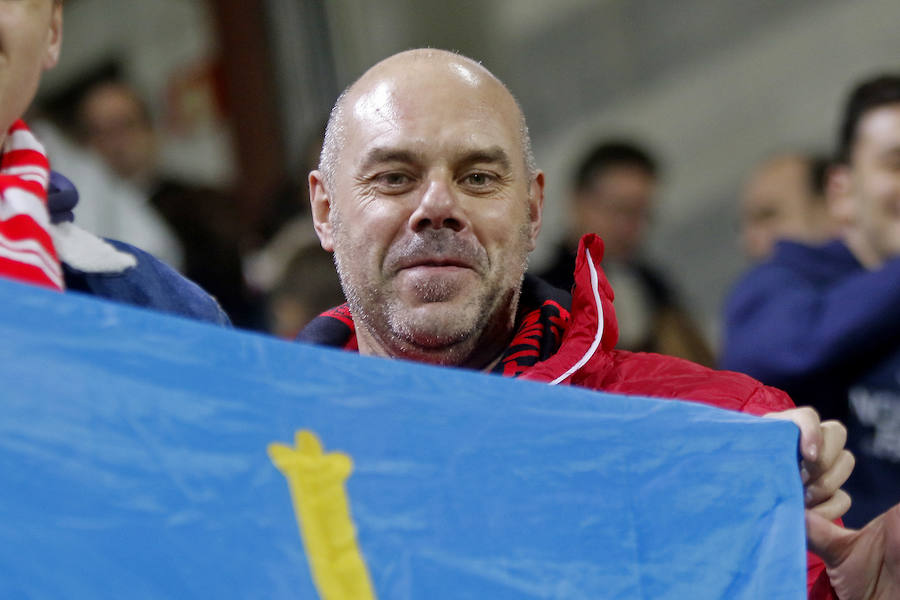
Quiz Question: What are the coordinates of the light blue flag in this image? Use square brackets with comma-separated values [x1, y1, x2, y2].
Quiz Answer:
[0, 278, 805, 599]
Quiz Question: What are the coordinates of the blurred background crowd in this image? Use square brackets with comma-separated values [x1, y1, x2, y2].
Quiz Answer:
[31, 0, 899, 351]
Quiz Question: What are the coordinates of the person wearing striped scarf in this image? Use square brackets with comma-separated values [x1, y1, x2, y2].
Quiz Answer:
[0, 0, 63, 290]
[0, 1, 230, 323]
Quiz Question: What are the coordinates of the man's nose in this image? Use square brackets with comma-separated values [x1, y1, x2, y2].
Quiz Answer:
[409, 178, 467, 232]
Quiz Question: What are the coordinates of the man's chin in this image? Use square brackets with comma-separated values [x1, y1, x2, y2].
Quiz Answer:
[389, 302, 477, 349]
[394, 267, 478, 303]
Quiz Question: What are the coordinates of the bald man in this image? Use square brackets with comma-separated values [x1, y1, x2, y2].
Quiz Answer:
[296, 49, 898, 598]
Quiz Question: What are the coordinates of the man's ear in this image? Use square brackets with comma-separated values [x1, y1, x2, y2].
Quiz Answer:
[309, 170, 335, 252]
[526, 171, 545, 251]
[43, 3, 63, 71]
[826, 164, 855, 228]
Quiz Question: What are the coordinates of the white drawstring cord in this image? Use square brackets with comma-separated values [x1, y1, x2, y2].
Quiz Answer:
[549, 247, 605, 385]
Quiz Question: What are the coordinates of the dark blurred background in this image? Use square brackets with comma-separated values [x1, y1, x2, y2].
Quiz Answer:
[33, 0, 900, 343]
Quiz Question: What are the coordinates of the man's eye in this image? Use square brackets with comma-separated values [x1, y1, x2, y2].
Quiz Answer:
[373, 172, 415, 192]
[463, 172, 493, 186]
[382, 173, 410, 186]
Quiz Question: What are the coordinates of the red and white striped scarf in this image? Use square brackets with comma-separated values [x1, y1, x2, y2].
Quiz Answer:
[0, 120, 63, 290]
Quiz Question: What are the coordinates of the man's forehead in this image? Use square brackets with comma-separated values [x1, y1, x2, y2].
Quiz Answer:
[856, 104, 900, 150]
[359, 143, 514, 172]
[348, 61, 511, 120]
[344, 69, 521, 158]
[584, 165, 655, 193]
[744, 156, 803, 194]
[349, 80, 401, 132]
[354, 50, 491, 93]
[757, 158, 805, 185]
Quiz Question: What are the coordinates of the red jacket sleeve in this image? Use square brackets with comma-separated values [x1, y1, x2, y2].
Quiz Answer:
[0, 120, 63, 291]
[807, 553, 836, 599]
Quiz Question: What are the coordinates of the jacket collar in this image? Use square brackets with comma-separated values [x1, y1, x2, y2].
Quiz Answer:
[518, 234, 619, 384]
[296, 274, 571, 375]
[297, 234, 621, 383]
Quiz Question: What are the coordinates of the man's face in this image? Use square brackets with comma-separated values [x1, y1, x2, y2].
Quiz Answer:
[845, 104, 900, 264]
[79, 84, 157, 181]
[572, 166, 654, 262]
[310, 55, 543, 367]
[740, 156, 829, 260]
[0, 0, 61, 142]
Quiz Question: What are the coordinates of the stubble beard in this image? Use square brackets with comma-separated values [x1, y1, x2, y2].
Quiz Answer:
[331, 215, 531, 367]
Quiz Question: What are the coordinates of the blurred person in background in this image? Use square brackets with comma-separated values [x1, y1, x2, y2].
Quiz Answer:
[721, 74, 900, 527]
[0, 0, 228, 323]
[266, 239, 344, 339]
[251, 121, 327, 246]
[242, 123, 345, 336]
[740, 152, 837, 261]
[538, 141, 714, 365]
[75, 79, 262, 328]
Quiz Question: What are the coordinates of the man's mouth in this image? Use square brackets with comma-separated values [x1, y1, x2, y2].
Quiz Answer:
[410, 260, 470, 269]
[396, 257, 474, 272]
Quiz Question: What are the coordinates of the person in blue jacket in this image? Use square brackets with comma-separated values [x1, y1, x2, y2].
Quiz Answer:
[48, 170, 230, 326]
[721, 73, 900, 528]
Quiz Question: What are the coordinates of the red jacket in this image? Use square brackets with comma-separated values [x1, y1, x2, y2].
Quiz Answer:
[521, 235, 797, 415]
[529, 235, 833, 598]
[297, 233, 835, 598]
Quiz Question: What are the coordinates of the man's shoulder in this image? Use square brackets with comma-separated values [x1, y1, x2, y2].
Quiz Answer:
[594, 350, 794, 415]
[726, 239, 858, 308]
[296, 304, 357, 350]
[751, 239, 857, 282]
[63, 237, 230, 326]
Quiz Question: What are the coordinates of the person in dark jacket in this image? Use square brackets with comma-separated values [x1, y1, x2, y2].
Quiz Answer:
[721, 74, 900, 529]
[538, 141, 714, 365]
[74, 79, 260, 328]
[296, 47, 900, 599]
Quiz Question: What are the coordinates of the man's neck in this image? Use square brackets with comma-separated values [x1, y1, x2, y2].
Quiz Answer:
[843, 229, 885, 270]
[355, 322, 514, 371]
[354, 298, 520, 371]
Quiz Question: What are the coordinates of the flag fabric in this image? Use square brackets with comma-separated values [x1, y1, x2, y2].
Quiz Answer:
[0, 279, 805, 599]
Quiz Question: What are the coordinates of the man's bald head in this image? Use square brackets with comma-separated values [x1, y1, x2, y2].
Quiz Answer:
[307, 48, 545, 368]
[318, 49, 536, 193]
